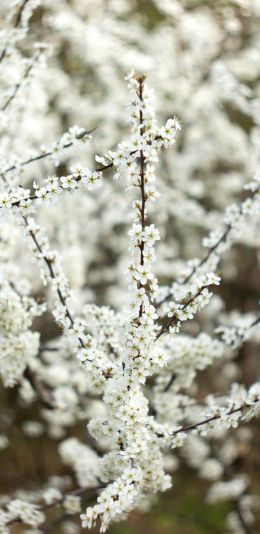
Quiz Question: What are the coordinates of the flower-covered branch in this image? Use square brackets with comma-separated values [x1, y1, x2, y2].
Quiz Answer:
[0, 6, 260, 530]
[1, 48, 42, 113]
[158, 177, 260, 307]
[156, 273, 221, 339]
[170, 386, 260, 439]
[0, 0, 32, 64]
[2, 483, 103, 530]
[22, 215, 85, 346]
[0, 126, 94, 179]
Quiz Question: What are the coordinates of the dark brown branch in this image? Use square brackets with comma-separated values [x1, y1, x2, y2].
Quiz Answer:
[249, 315, 260, 329]
[171, 403, 251, 436]
[39, 346, 59, 353]
[24, 368, 54, 409]
[138, 75, 146, 318]
[0, 0, 30, 64]
[163, 373, 176, 392]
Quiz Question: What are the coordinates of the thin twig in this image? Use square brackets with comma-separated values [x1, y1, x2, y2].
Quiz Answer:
[1, 128, 95, 177]
[171, 403, 252, 436]
[155, 285, 208, 340]
[24, 368, 54, 409]
[1, 51, 41, 112]
[138, 75, 146, 318]
[6, 484, 103, 527]
[157, 186, 260, 307]
[0, 0, 30, 64]
[23, 215, 86, 350]
[162, 315, 260, 392]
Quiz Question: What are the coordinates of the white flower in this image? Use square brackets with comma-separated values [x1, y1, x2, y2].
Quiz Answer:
[60, 175, 78, 189]
[43, 488, 62, 504]
[130, 133, 143, 151]
[128, 224, 143, 243]
[146, 185, 160, 201]
[63, 495, 81, 515]
[135, 264, 152, 285]
[81, 171, 102, 190]
[143, 224, 160, 247]
[111, 149, 129, 166]
[204, 273, 221, 286]
[7, 500, 45, 527]
[142, 304, 158, 323]
[199, 459, 223, 481]
[167, 302, 180, 318]
[0, 193, 12, 209]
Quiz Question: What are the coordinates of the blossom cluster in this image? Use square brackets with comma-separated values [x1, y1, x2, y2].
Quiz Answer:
[1, 0, 41, 55]
[1, 125, 93, 183]
[0, 221, 43, 386]
[0, 164, 103, 217]
[161, 273, 221, 335]
[0, 5, 260, 531]
[81, 468, 142, 532]
[4, 499, 45, 529]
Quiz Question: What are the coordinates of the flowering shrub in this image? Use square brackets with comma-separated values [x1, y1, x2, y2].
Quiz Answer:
[0, 1, 260, 533]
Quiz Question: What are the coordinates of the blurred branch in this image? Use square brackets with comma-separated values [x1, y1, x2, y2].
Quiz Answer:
[0, 0, 30, 64]
[6, 483, 104, 528]
[1, 128, 96, 178]
[24, 367, 54, 409]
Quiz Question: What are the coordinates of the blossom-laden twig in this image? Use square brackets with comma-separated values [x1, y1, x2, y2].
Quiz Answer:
[216, 313, 260, 348]
[156, 273, 221, 339]
[1, 48, 42, 113]
[157, 176, 260, 307]
[1, 482, 103, 531]
[22, 214, 115, 395]
[0, 275, 43, 387]
[0, 0, 33, 64]
[158, 311, 260, 395]
[0, 161, 105, 215]
[0, 126, 95, 179]
[0, 128, 175, 215]
[0, 0, 260, 531]
[150, 383, 260, 452]
[171, 391, 260, 439]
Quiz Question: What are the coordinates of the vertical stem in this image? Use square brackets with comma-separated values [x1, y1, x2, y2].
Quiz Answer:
[138, 76, 146, 318]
